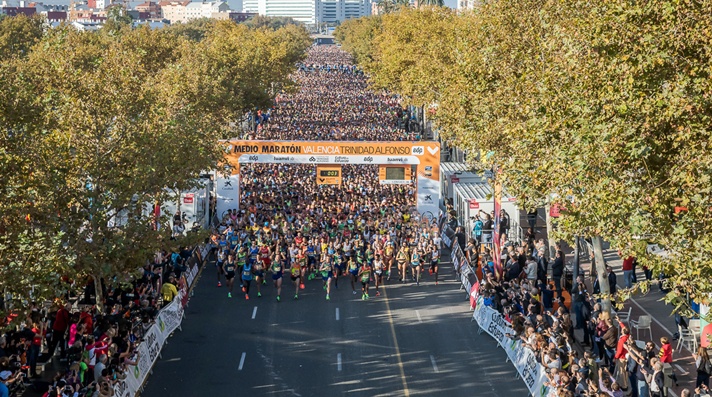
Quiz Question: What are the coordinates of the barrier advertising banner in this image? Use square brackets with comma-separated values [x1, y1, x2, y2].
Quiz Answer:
[113, 247, 206, 397]
[472, 299, 554, 397]
[158, 292, 184, 337]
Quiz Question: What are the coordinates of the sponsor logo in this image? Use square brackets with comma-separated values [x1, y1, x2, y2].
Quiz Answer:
[273, 156, 291, 161]
[309, 156, 316, 162]
[424, 195, 433, 202]
[363, 156, 374, 162]
[334, 156, 349, 163]
[223, 180, 232, 187]
[427, 146, 439, 155]
[411, 146, 424, 156]
[424, 165, 433, 176]
[387, 157, 407, 162]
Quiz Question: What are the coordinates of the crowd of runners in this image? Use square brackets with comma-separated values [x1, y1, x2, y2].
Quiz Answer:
[212, 45, 440, 303]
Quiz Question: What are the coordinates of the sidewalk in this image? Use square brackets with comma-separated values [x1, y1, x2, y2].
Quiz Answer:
[574, 249, 697, 397]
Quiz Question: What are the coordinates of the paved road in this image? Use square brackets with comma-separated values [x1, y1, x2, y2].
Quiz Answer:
[142, 253, 526, 397]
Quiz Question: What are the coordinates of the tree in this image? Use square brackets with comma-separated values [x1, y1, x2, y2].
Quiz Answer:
[335, 1, 712, 316]
[244, 15, 301, 30]
[419, 0, 444, 6]
[0, 14, 45, 59]
[164, 18, 216, 41]
[375, 0, 410, 14]
[0, 21, 312, 315]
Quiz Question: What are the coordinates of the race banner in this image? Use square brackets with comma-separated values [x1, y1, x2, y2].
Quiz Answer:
[130, 322, 164, 390]
[441, 227, 453, 249]
[224, 140, 441, 218]
[460, 259, 472, 293]
[469, 280, 480, 310]
[112, 375, 138, 397]
[472, 299, 554, 397]
[216, 174, 240, 220]
[158, 292, 185, 337]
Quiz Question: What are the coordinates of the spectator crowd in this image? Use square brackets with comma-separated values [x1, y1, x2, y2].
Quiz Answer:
[473, 236, 712, 397]
[0, 245, 198, 397]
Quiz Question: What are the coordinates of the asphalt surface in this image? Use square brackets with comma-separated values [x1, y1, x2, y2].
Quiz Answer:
[142, 251, 527, 397]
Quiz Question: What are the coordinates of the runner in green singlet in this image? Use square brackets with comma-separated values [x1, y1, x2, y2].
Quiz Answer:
[358, 261, 372, 300]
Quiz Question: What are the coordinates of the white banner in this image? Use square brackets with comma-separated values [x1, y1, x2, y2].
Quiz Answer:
[128, 322, 164, 391]
[379, 179, 413, 185]
[186, 264, 197, 287]
[216, 174, 240, 221]
[440, 226, 452, 248]
[472, 299, 555, 397]
[238, 154, 421, 165]
[416, 176, 440, 220]
[460, 261, 472, 293]
[157, 292, 184, 337]
[112, 375, 137, 397]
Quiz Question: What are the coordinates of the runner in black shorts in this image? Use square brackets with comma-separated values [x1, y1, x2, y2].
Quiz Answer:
[271, 251, 284, 302]
[224, 253, 237, 298]
[289, 258, 301, 300]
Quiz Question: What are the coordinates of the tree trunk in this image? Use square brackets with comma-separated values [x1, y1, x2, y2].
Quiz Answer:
[592, 235, 611, 314]
[545, 204, 556, 259]
[92, 274, 104, 314]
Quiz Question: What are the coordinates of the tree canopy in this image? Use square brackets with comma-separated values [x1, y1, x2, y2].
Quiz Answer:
[334, 1, 712, 315]
[0, 18, 311, 315]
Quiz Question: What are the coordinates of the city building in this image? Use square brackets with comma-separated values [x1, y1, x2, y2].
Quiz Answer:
[159, 0, 227, 23]
[457, 0, 477, 10]
[185, 1, 228, 21]
[135, 1, 162, 18]
[159, 0, 189, 22]
[228, 10, 255, 22]
[242, 0, 370, 25]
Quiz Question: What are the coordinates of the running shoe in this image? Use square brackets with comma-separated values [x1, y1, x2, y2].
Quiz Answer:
[326, 294, 330, 301]
[276, 295, 281, 302]
[262, 280, 266, 285]
[217, 282, 222, 287]
[323, 284, 327, 291]
[362, 294, 366, 301]
[242, 287, 246, 293]
[245, 295, 250, 300]
[353, 290, 357, 295]
[228, 292, 232, 298]
[308, 273, 315, 281]
[435, 281, 438, 286]
[294, 294, 299, 300]
[300, 283, 305, 290]
[257, 292, 262, 298]
[365, 293, 369, 300]
[376, 291, 381, 297]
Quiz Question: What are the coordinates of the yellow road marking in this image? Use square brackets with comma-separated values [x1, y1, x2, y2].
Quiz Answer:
[382, 285, 410, 397]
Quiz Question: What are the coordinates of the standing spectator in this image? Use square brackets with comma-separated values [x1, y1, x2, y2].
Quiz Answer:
[0, 371, 11, 397]
[694, 346, 712, 388]
[551, 250, 564, 299]
[161, 275, 178, 306]
[607, 266, 618, 296]
[648, 362, 665, 397]
[620, 251, 635, 289]
[602, 317, 619, 369]
[454, 226, 466, 254]
[94, 354, 107, 384]
[571, 276, 586, 329]
[47, 302, 71, 361]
